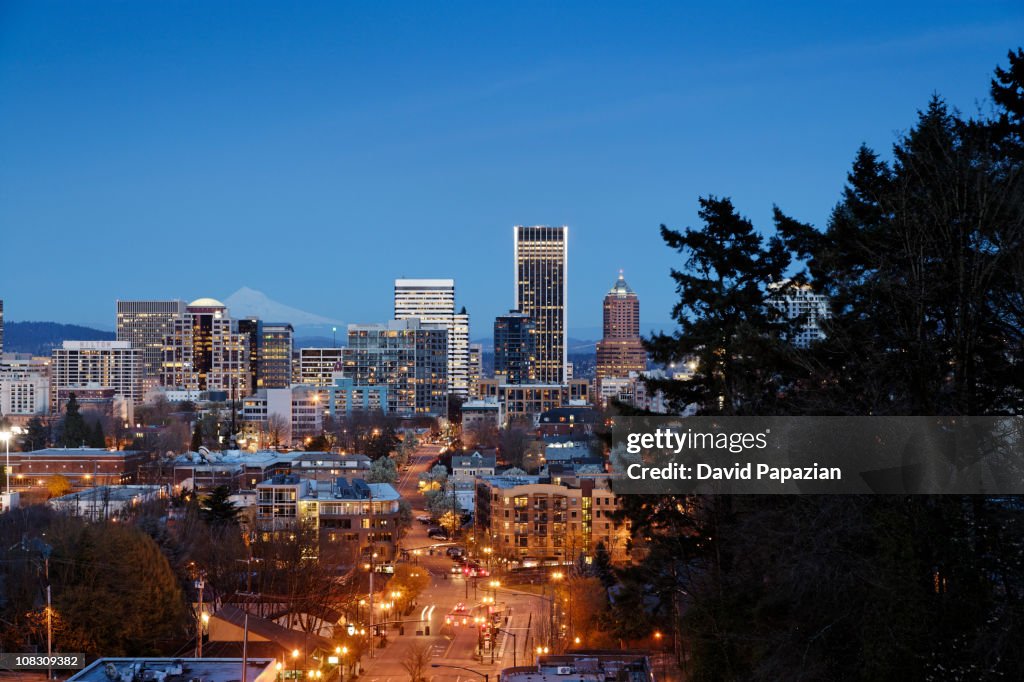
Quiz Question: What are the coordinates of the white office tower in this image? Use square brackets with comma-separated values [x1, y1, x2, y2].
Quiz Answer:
[50, 340, 143, 411]
[394, 279, 470, 399]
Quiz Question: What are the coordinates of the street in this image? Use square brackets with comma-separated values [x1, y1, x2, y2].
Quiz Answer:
[359, 443, 550, 682]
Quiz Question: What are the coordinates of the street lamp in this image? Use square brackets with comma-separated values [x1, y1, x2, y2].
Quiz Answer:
[332, 646, 348, 682]
[0, 428, 18, 495]
[0, 431, 9, 496]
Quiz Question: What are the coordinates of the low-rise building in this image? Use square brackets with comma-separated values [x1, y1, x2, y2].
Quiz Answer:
[256, 476, 403, 561]
[501, 652, 653, 682]
[69, 658, 278, 682]
[172, 450, 371, 492]
[476, 475, 630, 565]
[8, 447, 145, 489]
[462, 398, 503, 433]
[470, 381, 591, 427]
[49, 484, 166, 520]
[451, 451, 497, 482]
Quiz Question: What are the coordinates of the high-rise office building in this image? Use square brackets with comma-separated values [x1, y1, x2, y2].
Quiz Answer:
[50, 340, 143, 412]
[596, 272, 647, 381]
[260, 323, 294, 389]
[237, 318, 263, 394]
[514, 225, 568, 384]
[467, 343, 483, 397]
[450, 309, 470, 399]
[235, 319, 293, 391]
[116, 300, 186, 394]
[394, 279, 470, 399]
[160, 298, 250, 395]
[395, 279, 456, 320]
[494, 310, 536, 384]
[0, 299, 4, 354]
[0, 352, 50, 416]
[298, 347, 345, 387]
[342, 319, 448, 416]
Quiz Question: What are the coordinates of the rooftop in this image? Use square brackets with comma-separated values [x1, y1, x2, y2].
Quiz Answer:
[452, 453, 497, 469]
[188, 297, 226, 308]
[50, 485, 164, 504]
[478, 475, 541, 489]
[68, 658, 275, 682]
[23, 448, 139, 458]
[607, 271, 636, 297]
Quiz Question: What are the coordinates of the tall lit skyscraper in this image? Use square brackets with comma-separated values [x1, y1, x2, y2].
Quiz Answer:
[494, 310, 536, 384]
[116, 300, 185, 394]
[260, 323, 294, 389]
[514, 225, 568, 384]
[467, 343, 483, 397]
[595, 272, 647, 382]
[160, 298, 250, 395]
[394, 278, 470, 399]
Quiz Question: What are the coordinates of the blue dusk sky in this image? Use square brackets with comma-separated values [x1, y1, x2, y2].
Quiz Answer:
[1, 2, 1021, 336]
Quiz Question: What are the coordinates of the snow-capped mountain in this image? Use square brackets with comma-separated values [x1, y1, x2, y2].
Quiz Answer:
[223, 287, 342, 327]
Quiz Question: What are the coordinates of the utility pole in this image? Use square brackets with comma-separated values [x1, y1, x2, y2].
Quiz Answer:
[195, 571, 206, 657]
[368, 552, 376, 659]
[45, 553, 52, 680]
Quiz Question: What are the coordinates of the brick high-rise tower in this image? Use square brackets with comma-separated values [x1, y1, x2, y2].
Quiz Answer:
[595, 272, 647, 381]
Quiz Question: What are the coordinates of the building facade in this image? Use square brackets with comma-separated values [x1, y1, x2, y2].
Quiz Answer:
[160, 298, 250, 395]
[393, 279, 470, 400]
[8, 448, 145, 489]
[50, 340, 143, 412]
[595, 273, 647, 386]
[514, 225, 568, 384]
[0, 352, 50, 418]
[468, 343, 483, 397]
[342, 319, 448, 416]
[255, 476, 403, 561]
[116, 300, 186, 394]
[260, 322, 294, 388]
[476, 475, 630, 564]
[494, 310, 536, 384]
[238, 319, 295, 391]
[298, 347, 344, 387]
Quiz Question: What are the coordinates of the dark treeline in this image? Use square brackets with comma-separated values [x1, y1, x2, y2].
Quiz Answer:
[613, 49, 1024, 680]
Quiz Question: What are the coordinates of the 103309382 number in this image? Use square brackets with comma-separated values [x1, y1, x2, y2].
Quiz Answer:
[0, 654, 86, 670]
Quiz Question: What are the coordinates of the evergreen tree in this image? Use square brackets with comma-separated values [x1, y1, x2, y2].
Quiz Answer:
[645, 196, 795, 415]
[626, 51, 1024, 679]
[59, 395, 88, 448]
[24, 417, 49, 451]
[88, 420, 106, 448]
[200, 485, 240, 527]
[190, 421, 203, 452]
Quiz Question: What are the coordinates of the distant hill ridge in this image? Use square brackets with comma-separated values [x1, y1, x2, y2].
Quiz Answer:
[4, 321, 115, 355]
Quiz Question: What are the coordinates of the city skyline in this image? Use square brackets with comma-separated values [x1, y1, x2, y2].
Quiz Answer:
[2, 3, 1020, 331]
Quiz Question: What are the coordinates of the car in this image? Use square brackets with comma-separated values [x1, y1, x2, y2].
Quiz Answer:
[450, 563, 462, 574]
[428, 528, 449, 540]
[445, 546, 464, 558]
[416, 515, 431, 524]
